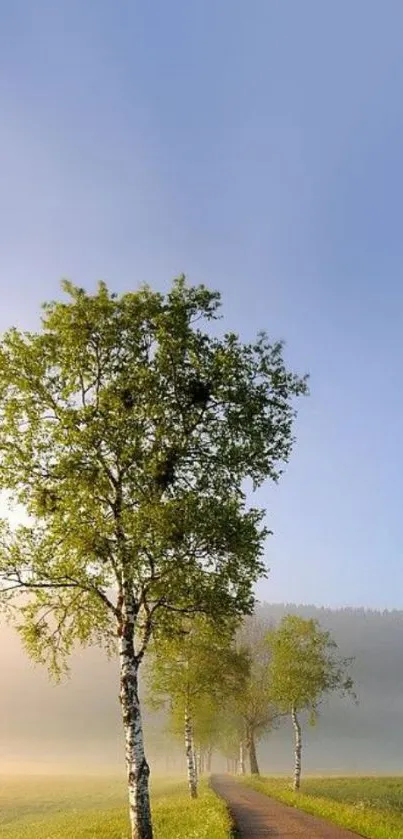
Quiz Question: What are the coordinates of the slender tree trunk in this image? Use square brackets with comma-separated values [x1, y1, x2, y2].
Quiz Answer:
[185, 707, 198, 799]
[119, 610, 153, 839]
[238, 740, 246, 774]
[206, 746, 212, 772]
[247, 728, 260, 775]
[291, 705, 302, 791]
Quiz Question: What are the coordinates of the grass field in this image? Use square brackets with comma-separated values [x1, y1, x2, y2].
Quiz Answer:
[239, 775, 403, 839]
[0, 775, 232, 839]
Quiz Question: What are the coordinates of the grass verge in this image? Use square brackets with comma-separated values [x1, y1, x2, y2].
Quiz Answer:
[0, 775, 232, 839]
[237, 775, 403, 839]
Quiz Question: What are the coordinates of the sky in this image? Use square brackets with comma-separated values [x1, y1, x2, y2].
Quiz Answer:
[1, 0, 403, 610]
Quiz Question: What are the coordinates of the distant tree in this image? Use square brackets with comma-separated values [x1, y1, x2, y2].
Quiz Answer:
[234, 615, 280, 775]
[267, 615, 355, 790]
[189, 694, 220, 775]
[0, 279, 306, 838]
[146, 616, 245, 797]
[215, 705, 243, 772]
[214, 615, 280, 776]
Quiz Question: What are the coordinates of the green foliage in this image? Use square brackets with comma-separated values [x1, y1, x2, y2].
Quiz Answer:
[0, 278, 306, 672]
[238, 776, 403, 839]
[188, 695, 222, 753]
[146, 615, 246, 742]
[0, 524, 115, 679]
[267, 615, 355, 721]
[0, 776, 231, 839]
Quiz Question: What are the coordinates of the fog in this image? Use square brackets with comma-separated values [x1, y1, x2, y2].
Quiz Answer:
[0, 621, 123, 774]
[2, 604, 403, 775]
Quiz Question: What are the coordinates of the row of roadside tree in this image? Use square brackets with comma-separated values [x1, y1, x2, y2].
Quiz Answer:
[146, 612, 355, 795]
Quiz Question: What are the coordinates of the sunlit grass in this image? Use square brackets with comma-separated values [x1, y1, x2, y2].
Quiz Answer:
[0, 775, 231, 838]
[239, 775, 403, 839]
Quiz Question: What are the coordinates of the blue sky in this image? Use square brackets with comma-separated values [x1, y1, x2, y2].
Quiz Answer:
[1, 1, 403, 608]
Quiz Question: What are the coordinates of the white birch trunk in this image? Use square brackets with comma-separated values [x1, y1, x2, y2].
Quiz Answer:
[238, 740, 246, 774]
[185, 707, 198, 799]
[291, 705, 302, 791]
[119, 602, 153, 839]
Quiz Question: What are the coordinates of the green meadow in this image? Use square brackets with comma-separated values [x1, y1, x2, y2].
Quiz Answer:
[240, 775, 403, 839]
[0, 775, 231, 839]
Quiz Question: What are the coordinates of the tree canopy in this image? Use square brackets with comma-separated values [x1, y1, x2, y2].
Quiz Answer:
[267, 615, 355, 721]
[0, 280, 307, 667]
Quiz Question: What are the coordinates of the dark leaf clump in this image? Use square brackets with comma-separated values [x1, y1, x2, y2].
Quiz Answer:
[120, 388, 136, 410]
[187, 379, 211, 408]
[154, 449, 179, 490]
[35, 489, 59, 515]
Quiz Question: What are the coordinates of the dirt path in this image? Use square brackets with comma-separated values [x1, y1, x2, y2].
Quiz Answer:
[211, 775, 362, 838]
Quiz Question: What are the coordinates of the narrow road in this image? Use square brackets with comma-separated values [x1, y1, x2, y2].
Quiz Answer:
[211, 775, 362, 838]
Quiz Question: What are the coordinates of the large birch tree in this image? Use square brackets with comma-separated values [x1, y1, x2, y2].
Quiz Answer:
[267, 615, 355, 791]
[0, 278, 306, 838]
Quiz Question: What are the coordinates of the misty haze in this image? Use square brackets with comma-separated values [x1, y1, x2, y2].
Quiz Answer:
[2, 603, 402, 776]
